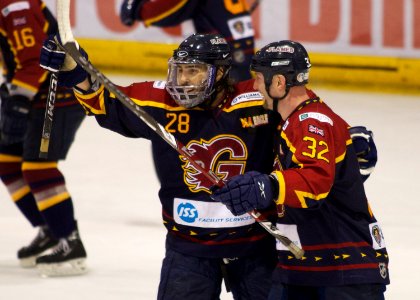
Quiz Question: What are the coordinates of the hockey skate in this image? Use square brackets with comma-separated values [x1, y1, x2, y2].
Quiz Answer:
[17, 225, 58, 268]
[36, 229, 87, 277]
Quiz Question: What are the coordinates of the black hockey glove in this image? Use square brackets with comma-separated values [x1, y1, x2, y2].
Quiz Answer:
[120, 0, 146, 26]
[349, 126, 377, 182]
[40, 35, 88, 88]
[211, 171, 277, 216]
[0, 91, 30, 145]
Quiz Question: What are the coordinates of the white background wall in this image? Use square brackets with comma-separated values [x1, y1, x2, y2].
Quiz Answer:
[43, 0, 420, 58]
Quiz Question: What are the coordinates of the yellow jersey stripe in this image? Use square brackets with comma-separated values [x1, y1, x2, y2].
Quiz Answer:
[222, 100, 264, 112]
[144, 0, 189, 27]
[12, 185, 31, 202]
[273, 171, 286, 205]
[37, 192, 70, 211]
[0, 153, 22, 162]
[22, 162, 58, 171]
[11, 79, 38, 93]
[295, 190, 330, 208]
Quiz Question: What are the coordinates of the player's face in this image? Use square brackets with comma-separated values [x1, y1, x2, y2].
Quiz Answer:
[166, 59, 217, 108]
[176, 64, 208, 87]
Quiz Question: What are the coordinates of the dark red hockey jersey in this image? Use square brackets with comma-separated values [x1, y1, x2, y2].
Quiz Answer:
[271, 90, 390, 286]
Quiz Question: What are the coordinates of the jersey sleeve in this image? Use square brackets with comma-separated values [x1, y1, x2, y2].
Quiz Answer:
[273, 106, 350, 209]
[74, 82, 160, 140]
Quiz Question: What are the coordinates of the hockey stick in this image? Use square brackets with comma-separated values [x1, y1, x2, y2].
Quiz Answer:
[39, 72, 58, 159]
[249, 0, 261, 13]
[56, 0, 303, 259]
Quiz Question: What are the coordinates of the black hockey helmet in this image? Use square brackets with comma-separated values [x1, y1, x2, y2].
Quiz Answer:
[173, 33, 232, 67]
[251, 40, 311, 88]
[166, 34, 232, 108]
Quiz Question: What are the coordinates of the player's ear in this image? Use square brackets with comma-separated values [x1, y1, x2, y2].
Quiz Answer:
[215, 67, 225, 81]
[274, 74, 286, 89]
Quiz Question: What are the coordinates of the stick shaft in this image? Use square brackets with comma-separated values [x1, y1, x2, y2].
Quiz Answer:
[39, 72, 58, 159]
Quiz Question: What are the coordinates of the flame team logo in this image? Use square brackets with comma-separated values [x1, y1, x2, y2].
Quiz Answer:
[181, 135, 248, 193]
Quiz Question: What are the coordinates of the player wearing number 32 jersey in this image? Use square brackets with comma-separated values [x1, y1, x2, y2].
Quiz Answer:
[212, 40, 390, 299]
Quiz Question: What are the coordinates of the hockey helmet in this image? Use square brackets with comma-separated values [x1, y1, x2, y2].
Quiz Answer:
[250, 40, 311, 88]
[166, 33, 232, 108]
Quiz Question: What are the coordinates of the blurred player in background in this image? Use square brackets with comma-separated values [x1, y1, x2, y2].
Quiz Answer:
[120, 0, 256, 81]
[212, 40, 389, 300]
[0, 0, 87, 277]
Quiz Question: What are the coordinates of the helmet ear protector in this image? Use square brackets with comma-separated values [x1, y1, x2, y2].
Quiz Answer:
[166, 33, 232, 108]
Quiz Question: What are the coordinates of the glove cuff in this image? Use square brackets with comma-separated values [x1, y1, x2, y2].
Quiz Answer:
[57, 65, 88, 88]
[268, 173, 279, 201]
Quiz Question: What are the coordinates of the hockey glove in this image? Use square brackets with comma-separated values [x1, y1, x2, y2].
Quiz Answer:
[211, 171, 276, 216]
[40, 36, 88, 88]
[120, 0, 145, 26]
[349, 126, 377, 182]
[0, 92, 30, 145]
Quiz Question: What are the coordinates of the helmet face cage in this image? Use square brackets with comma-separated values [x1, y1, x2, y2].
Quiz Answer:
[166, 57, 217, 108]
[250, 41, 311, 87]
[166, 33, 232, 108]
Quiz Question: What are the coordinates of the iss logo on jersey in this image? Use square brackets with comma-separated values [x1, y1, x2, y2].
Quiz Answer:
[177, 202, 198, 223]
[174, 198, 254, 228]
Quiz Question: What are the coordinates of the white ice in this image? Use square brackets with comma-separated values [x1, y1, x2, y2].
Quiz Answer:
[1, 74, 419, 299]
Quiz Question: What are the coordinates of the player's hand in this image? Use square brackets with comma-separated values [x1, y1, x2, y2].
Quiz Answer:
[40, 37, 66, 73]
[120, 0, 145, 26]
[0, 92, 30, 145]
[349, 126, 377, 181]
[211, 171, 275, 216]
[40, 35, 89, 88]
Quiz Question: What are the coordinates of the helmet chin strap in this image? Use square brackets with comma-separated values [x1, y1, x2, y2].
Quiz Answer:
[264, 76, 290, 112]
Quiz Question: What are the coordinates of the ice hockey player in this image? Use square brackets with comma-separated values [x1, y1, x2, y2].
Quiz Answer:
[42, 33, 278, 299]
[212, 40, 390, 300]
[0, 0, 87, 277]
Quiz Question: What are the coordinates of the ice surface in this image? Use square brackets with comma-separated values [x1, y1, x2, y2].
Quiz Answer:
[1, 74, 419, 299]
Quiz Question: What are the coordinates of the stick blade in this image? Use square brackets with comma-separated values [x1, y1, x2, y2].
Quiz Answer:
[39, 138, 50, 159]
